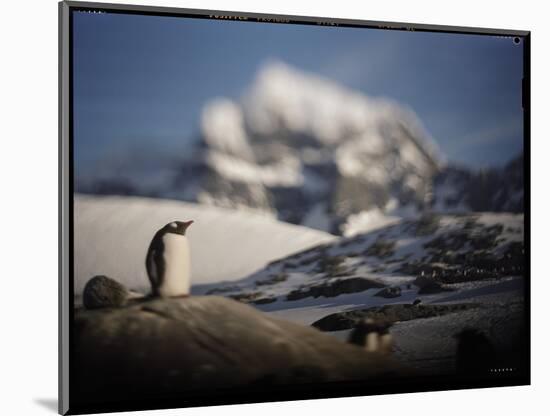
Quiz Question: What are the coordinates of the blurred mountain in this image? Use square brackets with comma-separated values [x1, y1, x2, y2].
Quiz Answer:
[77, 62, 524, 235]
[432, 153, 524, 214]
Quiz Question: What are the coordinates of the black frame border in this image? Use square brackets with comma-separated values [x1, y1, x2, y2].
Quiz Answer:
[59, 1, 531, 414]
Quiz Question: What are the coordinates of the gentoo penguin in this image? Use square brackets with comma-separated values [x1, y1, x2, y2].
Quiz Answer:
[348, 318, 393, 354]
[146, 220, 194, 297]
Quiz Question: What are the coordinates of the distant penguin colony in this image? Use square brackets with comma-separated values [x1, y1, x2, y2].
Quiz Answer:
[348, 318, 393, 354]
[146, 220, 194, 298]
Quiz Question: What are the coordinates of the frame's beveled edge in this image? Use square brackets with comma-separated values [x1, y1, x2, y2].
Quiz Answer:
[61, 0, 530, 36]
[59, 1, 71, 415]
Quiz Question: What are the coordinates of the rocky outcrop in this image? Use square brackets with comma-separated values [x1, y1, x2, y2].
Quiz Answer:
[74, 296, 403, 404]
[413, 276, 452, 295]
[311, 303, 479, 332]
[229, 291, 277, 305]
[374, 286, 402, 298]
[286, 277, 385, 301]
[432, 153, 524, 213]
[207, 213, 524, 306]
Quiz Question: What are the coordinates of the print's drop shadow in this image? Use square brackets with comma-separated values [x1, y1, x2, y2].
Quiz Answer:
[34, 398, 57, 413]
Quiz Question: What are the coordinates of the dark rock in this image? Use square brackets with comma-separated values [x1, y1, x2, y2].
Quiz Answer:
[437, 154, 524, 213]
[312, 303, 479, 332]
[82, 275, 130, 310]
[229, 291, 264, 303]
[374, 286, 402, 298]
[74, 296, 403, 403]
[255, 273, 288, 286]
[252, 297, 277, 305]
[413, 275, 452, 294]
[226, 291, 277, 305]
[412, 299, 422, 306]
[413, 215, 440, 236]
[286, 277, 385, 301]
[364, 239, 396, 258]
[423, 232, 470, 253]
[297, 253, 323, 265]
[285, 261, 301, 269]
[205, 285, 241, 295]
[316, 255, 349, 276]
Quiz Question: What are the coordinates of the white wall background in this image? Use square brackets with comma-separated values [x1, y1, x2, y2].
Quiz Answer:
[0, 0, 548, 415]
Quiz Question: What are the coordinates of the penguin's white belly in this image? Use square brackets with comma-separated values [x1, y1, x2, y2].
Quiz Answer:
[366, 333, 379, 352]
[159, 234, 191, 297]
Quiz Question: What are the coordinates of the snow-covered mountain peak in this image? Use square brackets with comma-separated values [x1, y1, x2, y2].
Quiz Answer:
[243, 61, 373, 144]
[76, 61, 523, 236]
[242, 61, 443, 164]
[200, 98, 255, 161]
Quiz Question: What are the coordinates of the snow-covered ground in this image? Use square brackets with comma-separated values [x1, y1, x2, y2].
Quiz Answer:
[74, 194, 335, 294]
[199, 212, 524, 327]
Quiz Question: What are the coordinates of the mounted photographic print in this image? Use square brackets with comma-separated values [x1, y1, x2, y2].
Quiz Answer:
[59, 1, 530, 414]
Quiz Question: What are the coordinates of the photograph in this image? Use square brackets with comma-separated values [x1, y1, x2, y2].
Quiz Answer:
[66, 4, 528, 412]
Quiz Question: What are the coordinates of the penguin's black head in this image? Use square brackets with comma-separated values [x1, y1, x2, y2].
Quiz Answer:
[164, 220, 194, 235]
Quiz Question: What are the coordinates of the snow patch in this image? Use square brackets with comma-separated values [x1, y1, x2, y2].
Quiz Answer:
[201, 98, 254, 161]
[206, 151, 303, 187]
[74, 194, 335, 294]
[342, 209, 402, 237]
[243, 61, 444, 167]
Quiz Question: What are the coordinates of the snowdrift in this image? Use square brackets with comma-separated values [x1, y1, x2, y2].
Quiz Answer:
[74, 194, 335, 294]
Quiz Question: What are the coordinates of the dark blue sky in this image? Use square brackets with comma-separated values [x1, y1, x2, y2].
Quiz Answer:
[73, 11, 524, 171]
